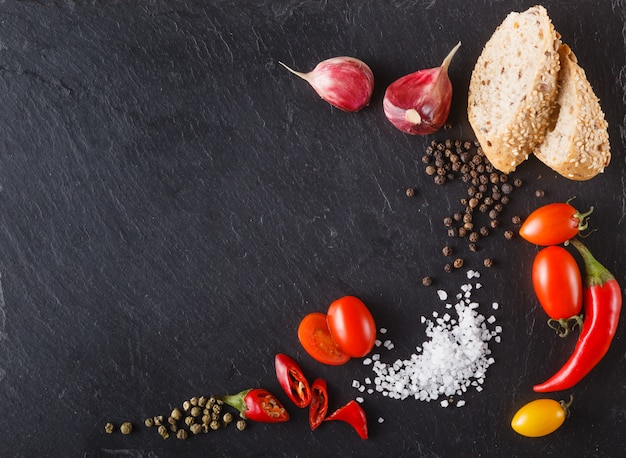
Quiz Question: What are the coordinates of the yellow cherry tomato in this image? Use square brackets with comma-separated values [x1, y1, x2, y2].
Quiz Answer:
[511, 397, 572, 437]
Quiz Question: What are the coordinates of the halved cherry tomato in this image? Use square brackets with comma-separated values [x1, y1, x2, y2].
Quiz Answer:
[532, 246, 583, 320]
[309, 378, 329, 430]
[275, 353, 311, 408]
[511, 397, 572, 437]
[327, 296, 376, 358]
[519, 202, 593, 246]
[298, 312, 351, 365]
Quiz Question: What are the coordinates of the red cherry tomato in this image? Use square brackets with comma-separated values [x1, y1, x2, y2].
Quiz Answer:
[298, 312, 351, 365]
[519, 202, 593, 246]
[327, 296, 376, 358]
[532, 246, 582, 320]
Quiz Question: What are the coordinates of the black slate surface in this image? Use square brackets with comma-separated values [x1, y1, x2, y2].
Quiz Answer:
[1, 1, 625, 456]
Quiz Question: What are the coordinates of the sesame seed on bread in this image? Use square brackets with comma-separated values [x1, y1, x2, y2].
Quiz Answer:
[533, 44, 610, 180]
[468, 5, 561, 173]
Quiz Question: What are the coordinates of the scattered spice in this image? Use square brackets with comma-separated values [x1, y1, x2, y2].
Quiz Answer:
[504, 230, 514, 240]
[422, 276, 433, 286]
[535, 189, 545, 198]
[158, 425, 169, 439]
[120, 422, 133, 435]
[419, 138, 523, 264]
[442, 246, 453, 256]
[483, 258, 494, 268]
[406, 187, 415, 197]
[453, 258, 464, 269]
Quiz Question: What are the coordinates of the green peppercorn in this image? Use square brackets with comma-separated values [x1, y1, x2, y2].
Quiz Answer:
[171, 408, 183, 421]
[236, 419, 247, 431]
[121, 422, 133, 434]
[210, 420, 221, 431]
[185, 416, 194, 426]
[223, 412, 234, 424]
[144, 417, 154, 428]
[176, 429, 188, 440]
[198, 396, 208, 408]
[158, 425, 169, 439]
[104, 422, 115, 434]
[191, 406, 202, 417]
[190, 423, 203, 435]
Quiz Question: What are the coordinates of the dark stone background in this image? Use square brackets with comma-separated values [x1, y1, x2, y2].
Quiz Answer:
[1, 1, 625, 456]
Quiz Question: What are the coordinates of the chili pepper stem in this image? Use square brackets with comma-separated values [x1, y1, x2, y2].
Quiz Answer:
[218, 389, 252, 418]
[569, 238, 614, 286]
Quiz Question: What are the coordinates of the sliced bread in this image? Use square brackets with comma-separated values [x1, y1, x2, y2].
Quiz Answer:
[533, 44, 610, 180]
[468, 5, 561, 173]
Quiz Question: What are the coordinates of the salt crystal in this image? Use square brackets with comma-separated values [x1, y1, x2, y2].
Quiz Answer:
[492, 302, 499, 310]
[457, 400, 466, 407]
[356, 397, 364, 403]
[352, 380, 360, 388]
[375, 339, 382, 347]
[355, 276, 500, 407]
[437, 290, 448, 301]
[378, 417, 384, 423]
[380, 327, 387, 334]
[363, 358, 372, 365]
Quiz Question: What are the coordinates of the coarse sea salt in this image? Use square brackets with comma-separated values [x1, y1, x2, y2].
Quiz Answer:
[357, 270, 501, 407]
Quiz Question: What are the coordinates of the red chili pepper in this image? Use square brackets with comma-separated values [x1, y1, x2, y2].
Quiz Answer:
[219, 388, 289, 422]
[534, 238, 622, 392]
[324, 399, 368, 439]
[275, 353, 312, 408]
[309, 378, 329, 430]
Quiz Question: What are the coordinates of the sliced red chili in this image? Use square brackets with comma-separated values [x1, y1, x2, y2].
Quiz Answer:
[219, 388, 290, 423]
[309, 378, 329, 430]
[534, 238, 622, 392]
[325, 399, 368, 439]
[275, 353, 312, 408]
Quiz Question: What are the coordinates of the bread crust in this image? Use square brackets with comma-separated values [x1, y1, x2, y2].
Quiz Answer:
[533, 45, 610, 180]
[468, 5, 561, 173]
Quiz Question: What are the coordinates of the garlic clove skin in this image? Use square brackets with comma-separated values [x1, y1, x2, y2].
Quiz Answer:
[280, 57, 375, 112]
[383, 42, 460, 135]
